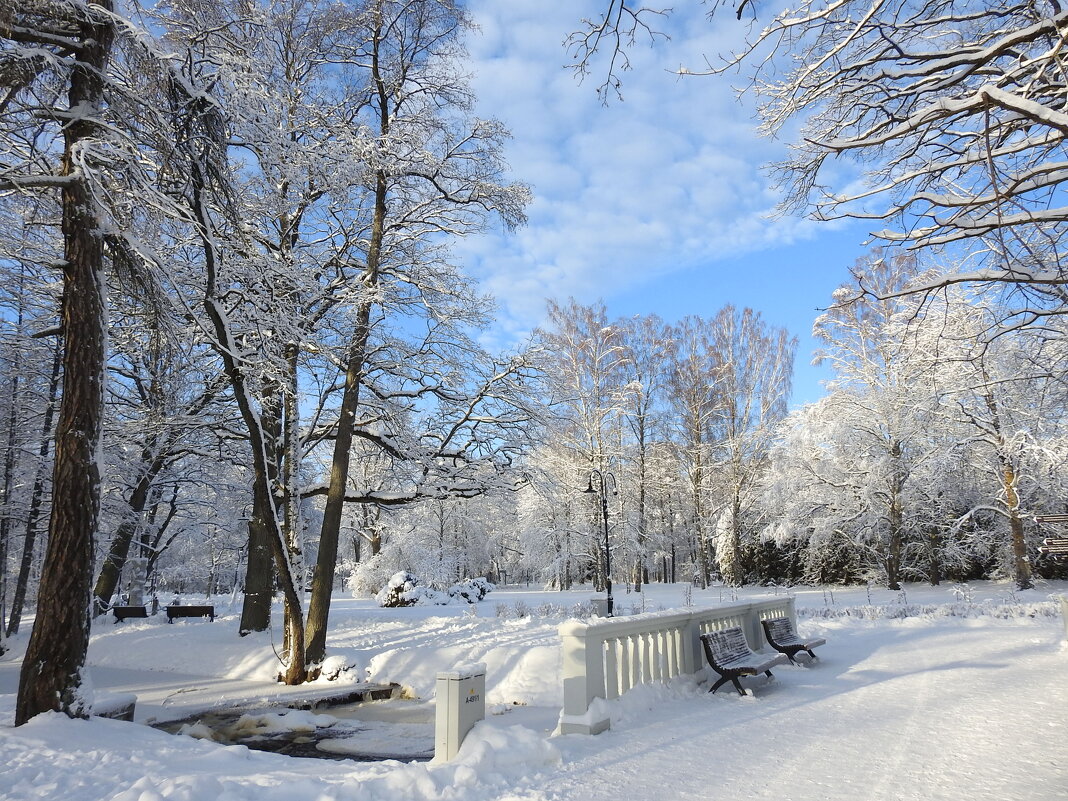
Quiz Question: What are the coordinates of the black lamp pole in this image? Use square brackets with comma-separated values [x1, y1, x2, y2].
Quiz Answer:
[584, 469, 616, 617]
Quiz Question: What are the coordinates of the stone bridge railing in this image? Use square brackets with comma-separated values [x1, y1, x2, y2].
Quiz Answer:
[558, 597, 796, 734]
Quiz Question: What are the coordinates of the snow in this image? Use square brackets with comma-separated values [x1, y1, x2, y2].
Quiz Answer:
[1, 581, 1067, 801]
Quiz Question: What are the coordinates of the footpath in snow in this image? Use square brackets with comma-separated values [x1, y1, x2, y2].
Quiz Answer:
[1, 581, 1066, 801]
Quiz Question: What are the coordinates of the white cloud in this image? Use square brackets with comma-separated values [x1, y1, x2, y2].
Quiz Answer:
[457, 0, 858, 364]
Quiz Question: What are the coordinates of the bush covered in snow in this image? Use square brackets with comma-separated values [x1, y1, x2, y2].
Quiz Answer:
[347, 554, 397, 598]
[448, 577, 495, 603]
[375, 571, 495, 607]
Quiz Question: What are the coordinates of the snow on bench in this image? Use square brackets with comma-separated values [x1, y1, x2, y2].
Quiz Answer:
[761, 616, 826, 663]
[700, 627, 787, 696]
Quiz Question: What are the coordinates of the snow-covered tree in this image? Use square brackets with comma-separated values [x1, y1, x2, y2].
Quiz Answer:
[707, 305, 795, 586]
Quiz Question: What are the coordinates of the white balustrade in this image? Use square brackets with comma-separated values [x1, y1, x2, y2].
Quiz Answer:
[558, 597, 796, 735]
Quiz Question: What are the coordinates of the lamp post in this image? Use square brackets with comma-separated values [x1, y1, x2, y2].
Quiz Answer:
[583, 469, 616, 617]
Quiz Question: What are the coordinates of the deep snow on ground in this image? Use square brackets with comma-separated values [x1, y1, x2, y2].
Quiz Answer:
[1, 581, 1066, 801]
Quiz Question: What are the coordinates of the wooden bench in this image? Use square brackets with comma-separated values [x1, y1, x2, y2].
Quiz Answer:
[761, 616, 826, 664]
[700, 627, 787, 696]
[165, 604, 215, 623]
[111, 605, 148, 622]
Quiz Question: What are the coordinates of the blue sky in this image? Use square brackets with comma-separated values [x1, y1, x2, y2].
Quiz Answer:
[455, 1, 877, 407]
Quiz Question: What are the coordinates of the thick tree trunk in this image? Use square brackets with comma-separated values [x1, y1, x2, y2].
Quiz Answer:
[885, 439, 904, 590]
[722, 494, 745, 587]
[240, 384, 281, 632]
[633, 430, 646, 592]
[693, 454, 710, 588]
[239, 514, 274, 634]
[16, 1, 114, 724]
[7, 339, 61, 637]
[982, 383, 1032, 591]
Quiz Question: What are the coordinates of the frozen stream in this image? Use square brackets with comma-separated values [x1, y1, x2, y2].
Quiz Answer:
[154, 698, 436, 762]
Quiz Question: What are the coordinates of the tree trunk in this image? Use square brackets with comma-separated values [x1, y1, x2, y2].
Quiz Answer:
[6, 338, 61, 637]
[239, 514, 274, 634]
[188, 134, 306, 684]
[280, 343, 303, 660]
[306, 12, 396, 670]
[92, 451, 164, 614]
[239, 384, 281, 633]
[927, 528, 941, 586]
[1004, 464, 1032, 590]
[16, 1, 114, 724]
[305, 163, 384, 671]
[0, 340, 21, 639]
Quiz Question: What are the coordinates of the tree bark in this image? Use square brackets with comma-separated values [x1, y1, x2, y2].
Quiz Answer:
[16, 0, 114, 724]
[1004, 464, 1032, 590]
[0, 330, 21, 639]
[239, 384, 281, 634]
[239, 514, 274, 634]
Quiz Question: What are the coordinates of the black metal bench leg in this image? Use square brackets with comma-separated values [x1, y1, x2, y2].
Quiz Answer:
[805, 649, 817, 659]
[764, 670, 775, 678]
[731, 676, 746, 696]
[710, 675, 732, 694]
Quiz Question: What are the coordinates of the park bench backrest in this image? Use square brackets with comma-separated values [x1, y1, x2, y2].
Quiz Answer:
[702, 627, 751, 664]
[763, 617, 795, 643]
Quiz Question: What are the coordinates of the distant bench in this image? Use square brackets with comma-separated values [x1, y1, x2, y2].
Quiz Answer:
[165, 605, 215, 623]
[700, 627, 787, 696]
[761, 616, 826, 663]
[112, 605, 148, 622]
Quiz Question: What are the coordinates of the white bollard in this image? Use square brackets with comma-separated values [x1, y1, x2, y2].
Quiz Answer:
[434, 663, 486, 761]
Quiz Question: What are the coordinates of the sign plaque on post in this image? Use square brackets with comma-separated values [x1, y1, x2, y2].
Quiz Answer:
[434, 663, 486, 762]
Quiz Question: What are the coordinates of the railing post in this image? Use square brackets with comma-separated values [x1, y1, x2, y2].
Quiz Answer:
[742, 602, 765, 651]
[559, 621, 610, 735]
[682, 613, 701, 674]
[785, 596, 798, 628]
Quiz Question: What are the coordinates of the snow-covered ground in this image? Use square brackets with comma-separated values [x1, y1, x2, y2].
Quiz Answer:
[2, 581, 1066, 801]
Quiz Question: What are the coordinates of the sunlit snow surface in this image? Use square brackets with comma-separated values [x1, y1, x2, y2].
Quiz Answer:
[1, 581, 1067, 801]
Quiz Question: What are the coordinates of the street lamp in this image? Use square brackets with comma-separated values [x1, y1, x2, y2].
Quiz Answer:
[583, 469, 617, 616]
